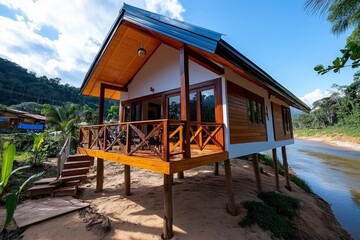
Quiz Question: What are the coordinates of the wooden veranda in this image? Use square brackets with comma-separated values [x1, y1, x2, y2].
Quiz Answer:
[78, 119, 228, 174]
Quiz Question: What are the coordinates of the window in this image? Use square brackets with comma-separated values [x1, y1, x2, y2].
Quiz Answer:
[200, 89, 215, 122]
[246, 97, 264, 125]
[189, 92, 197, 121]
[168, 95, 180, 120]
[282, 106, 292, 134]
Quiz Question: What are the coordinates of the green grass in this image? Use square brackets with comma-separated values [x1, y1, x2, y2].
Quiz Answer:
[258, 192, 300, 219]
[15, 151, 32, 161]
[294, 125, 360, 138]
[290, 175, 312, 193]
[240, 191, 300, 239]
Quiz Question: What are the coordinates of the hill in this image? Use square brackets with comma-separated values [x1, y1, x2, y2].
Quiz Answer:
[0, 57, 98, 108]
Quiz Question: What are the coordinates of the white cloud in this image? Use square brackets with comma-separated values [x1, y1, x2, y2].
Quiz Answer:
[299, 88, 331, 107]
[0, 0, 185, 86]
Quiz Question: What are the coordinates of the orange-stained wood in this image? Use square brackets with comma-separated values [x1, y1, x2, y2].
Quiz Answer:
[271, 102, 293, 141]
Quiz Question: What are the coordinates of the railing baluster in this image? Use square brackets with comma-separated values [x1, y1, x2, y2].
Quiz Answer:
[126, 123, 131, 155]
[163, 120, 169, 162]
[88, 128, 92, 149]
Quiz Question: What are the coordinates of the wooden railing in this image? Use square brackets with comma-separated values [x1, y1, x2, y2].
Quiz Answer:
[57, 137, 71, 178]
[79, 119, 224, 161]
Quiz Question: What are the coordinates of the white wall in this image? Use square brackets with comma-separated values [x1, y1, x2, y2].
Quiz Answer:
[126, 44, 220, 100]
[223, 66, 293, 158]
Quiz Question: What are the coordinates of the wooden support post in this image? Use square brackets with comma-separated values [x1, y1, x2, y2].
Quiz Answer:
[272, 148, 280, 191]
[179, 46, 191, 179]
[214, 162, 219, 176]
[177, 171, 184, 179]
[163, 174, 174, 240]
[96, 158, 104, 192]
[224, 159, 237, 215]
[95, 83, 106, 193]
[252, 153, 262, 193]
[124, 164, 131, 196]
[281, 146, 292, 191]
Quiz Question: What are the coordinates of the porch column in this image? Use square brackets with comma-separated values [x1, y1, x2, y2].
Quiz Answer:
[163, 174, 174, 239]
[281, 146, 291, 190]
[272, 148, 280, 191]
[224, 159, 237, 215]
[252, 153, 262, 193]
[96, 83, 106, 192]
[179, 46, 191, 179]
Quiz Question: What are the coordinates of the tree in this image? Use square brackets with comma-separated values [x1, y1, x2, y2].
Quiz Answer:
[42, 103, 79, 139]
[106, 105, 119, 122]
[305, 0, 360, 76]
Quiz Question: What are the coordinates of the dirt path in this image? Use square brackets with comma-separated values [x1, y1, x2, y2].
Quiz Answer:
[21, 159, 351, 240]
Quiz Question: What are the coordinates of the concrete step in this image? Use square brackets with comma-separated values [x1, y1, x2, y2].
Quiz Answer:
[61, 167, 89, 177]
[26, 184, 56, 197]
[67, 155, 94, 165]
[53, 186, 77, 197]
[63, 161, 91, 169]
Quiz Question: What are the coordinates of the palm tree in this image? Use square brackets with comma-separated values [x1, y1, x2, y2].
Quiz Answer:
[305, 0, 360, 37]
[42, 103, 79, 139]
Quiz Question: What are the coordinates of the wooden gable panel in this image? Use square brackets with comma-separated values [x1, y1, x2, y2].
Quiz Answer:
[227, 81, 267, 144]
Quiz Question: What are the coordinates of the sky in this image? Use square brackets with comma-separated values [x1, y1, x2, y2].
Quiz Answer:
[0, 0, 357, 107]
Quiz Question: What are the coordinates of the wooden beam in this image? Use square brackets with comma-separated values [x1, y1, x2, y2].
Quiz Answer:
[188, 48, 224, 75]
[281, 146, 291, 191]
[252, 153, 262, 193]
[124, 164, 131, 196]
[98, 83, 105, 125]
[101, 83, 128, 92]
[163, 174, 174, 240]
[224, 159, 237, 215]
[214, 162, 219, 176]
[272, 148, 280, 191]
[96, 157, 104, 192]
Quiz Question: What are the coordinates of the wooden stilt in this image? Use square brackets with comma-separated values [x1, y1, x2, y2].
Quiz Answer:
[96, 158, 104, 192]
[177, 171, 184, 179]
[214, 162, 219, 176]
[272, 149, 280, 191]
[124, 164, 131, 196]
[163, 174, 174, 240]
[252, 153, 262, 193]
[224, 159, 237, 215]
[281, 146, 291, 191]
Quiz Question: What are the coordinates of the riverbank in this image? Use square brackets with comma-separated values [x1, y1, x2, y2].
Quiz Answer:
[19, 159, 350, 240]
[294, 133, 360, 152]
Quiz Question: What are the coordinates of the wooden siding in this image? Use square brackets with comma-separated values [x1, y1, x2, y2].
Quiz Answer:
[271, 102, 293, 141]
[227, 81, 267, 144]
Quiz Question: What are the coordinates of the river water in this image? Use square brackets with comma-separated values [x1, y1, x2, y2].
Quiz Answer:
[274, 140, 360, 239]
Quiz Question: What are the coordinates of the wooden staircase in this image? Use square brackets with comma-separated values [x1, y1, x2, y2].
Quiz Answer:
[26, 154, 95, 198]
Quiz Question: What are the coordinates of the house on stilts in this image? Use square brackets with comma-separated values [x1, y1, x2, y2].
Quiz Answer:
[78, 4, 310, 239]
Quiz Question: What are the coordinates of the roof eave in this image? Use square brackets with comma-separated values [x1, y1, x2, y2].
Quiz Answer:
[216, 39, 310, 113]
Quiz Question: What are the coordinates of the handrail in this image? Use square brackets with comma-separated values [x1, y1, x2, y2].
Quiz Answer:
[57, 137, 71, 178]
[79, 119, 224, 161]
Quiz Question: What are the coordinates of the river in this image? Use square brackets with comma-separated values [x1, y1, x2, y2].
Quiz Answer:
[274, 140, 360, 239]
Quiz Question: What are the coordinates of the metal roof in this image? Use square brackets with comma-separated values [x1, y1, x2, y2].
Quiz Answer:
[81, 3, 310, 113]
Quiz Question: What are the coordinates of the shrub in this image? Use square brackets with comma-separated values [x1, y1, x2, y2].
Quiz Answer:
[240, 201, 295, 239]
[290, 174, 312, 193]
[258, 192, 300, 219]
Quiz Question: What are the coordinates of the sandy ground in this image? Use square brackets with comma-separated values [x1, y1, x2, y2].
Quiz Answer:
[19, 159, 351, 240]
[295, 135, 360, 152]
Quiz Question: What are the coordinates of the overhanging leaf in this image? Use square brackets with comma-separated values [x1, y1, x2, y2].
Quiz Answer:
[3, 193, 17, 230]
